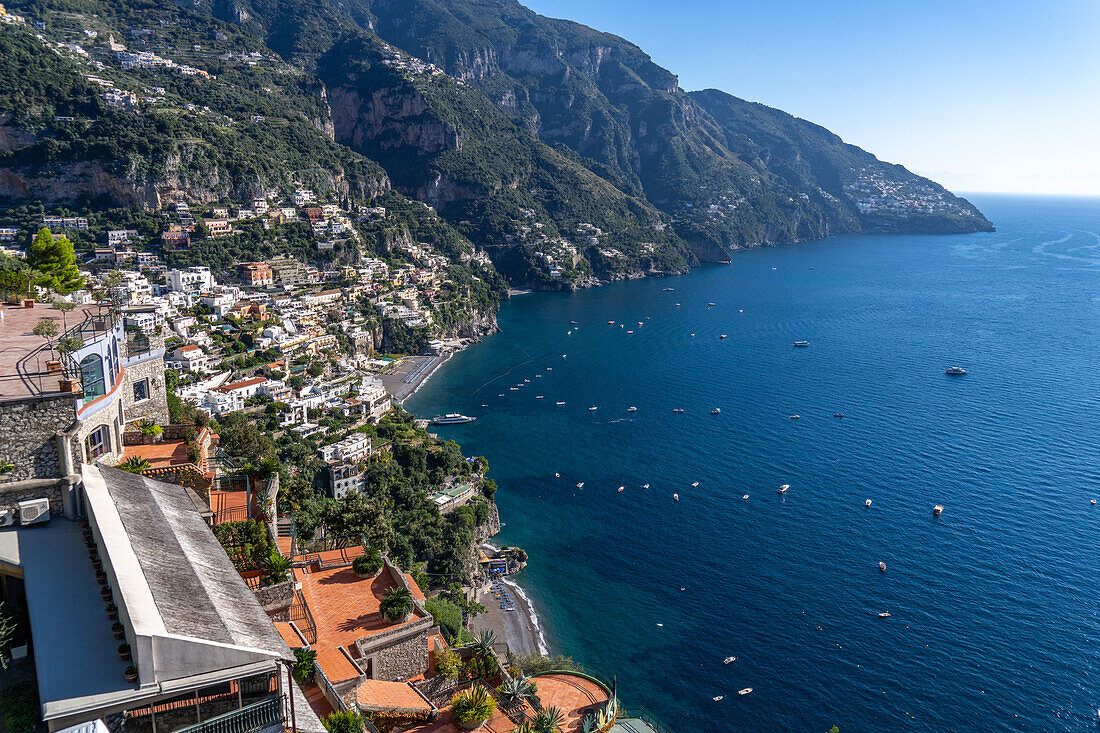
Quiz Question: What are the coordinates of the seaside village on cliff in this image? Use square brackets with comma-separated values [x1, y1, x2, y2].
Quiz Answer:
[0, 186, 663, 733]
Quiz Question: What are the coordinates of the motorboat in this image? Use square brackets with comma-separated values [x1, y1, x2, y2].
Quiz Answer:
[643, 483, 650, 489]
[933, 505, 944, 516]
[617, 486, 625, 493]
[571, 321, 579, 325]
[834, 412, 844, 418]
[510, 387, 518, 391]
[1093, 500, 1097, 506]
[711, 408, 721, 415]
[738, 688, 752, 696]
[691, 482, 700, 488]
[675, 303, 681, 306]
[777, 484, 789, 494]
[536, 374, 542, 378]
[431, 414, 476, 425]
[865, 499, 872, 507]
[589, 406, 598, 411]
[554, 472, 560, 478]
[794, 341, 810, 347]
[673, 408, 685, 413]
[627, 330, 634, 334]
[713, 695, 725, 702]
[673, 493, 680, 501]
[945, 366, 967, 375]
[663, 287, 675, 291]
[690, 333, 695, 337]
[556, 401, 566, 406]
[627, 406, 638, 412]
[719, 334, 727, 339]
[724, 656, 737, 664]
[878, 612, 891, 618]
[789, 414, 800, 419]
[879, 561, 887, 572]
[576, 482, 584, 488]
[536, 395, 544, 399]
[547, 367, 553, 370]
[608, 320, 616, 325]
[742, 494, 749, 500]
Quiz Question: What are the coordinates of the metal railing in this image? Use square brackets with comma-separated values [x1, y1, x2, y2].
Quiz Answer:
[287, 588, 317, 645]
[620, 706, 677, 733]
[173, 696, 283, 733]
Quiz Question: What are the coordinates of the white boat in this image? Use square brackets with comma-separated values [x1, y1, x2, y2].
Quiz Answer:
[723, 656, 737, 664]
[524, 379, 530, 383]
[663, 287, 675, 291]
[708, 302, 716, 307]
[536, 395, 544, 399]
[719, 334, 727, 339]
[571, 321, 578, 325]
[608, 320, 616, 325]
[690, 333, 695, 337]
[691, 481, 700, 487]
[431, 414, 476, 425]
[637, 322, 644, 326]
[510, 387, 518, 391]
[1092, 500, 1097, 506]
[878, 612, 891, 618]
[589, 406, 598, 411]
[617, 486, 625, 493]
[865, 499, 872, 507]
[742, 494, 749, 500]
[673, 493, 680, 502]
[556, 401, 566, 406]
[933, 505, 944, 516]
[777, 484, 789, 494]
[554, 473, 560, 478]
[562, 354, 567, 358]
[879, 561, 887, 572]
[711, 408, 721, 415]
[713, 695, 724, 702]
[576, 482, 584, 489]
[789, 414, 800, 419]
[738, 688, 753, 696]
[627, 330, 634, 334]
[673, 408, 685, 413]
[643, 483, 650, 489]
[536, 374, 542, 378]
[794, 341, 810, 347]
[627, 406, 638, 412]
[547, 367, 553, 370]
[675, 303, 681, 306]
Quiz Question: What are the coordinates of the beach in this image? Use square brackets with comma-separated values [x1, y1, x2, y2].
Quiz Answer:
[468, 575, 549, 658]
[378, 351, 455, 404]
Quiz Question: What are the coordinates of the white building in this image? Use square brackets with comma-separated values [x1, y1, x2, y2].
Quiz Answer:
[319, 433, 373, 463]
[167, 266, 213, 293]
[166, 344, 210, 373]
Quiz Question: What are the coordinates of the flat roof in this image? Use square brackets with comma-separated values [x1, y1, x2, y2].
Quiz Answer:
[3, 522, 134, 707]
[0, 303, 97, 398]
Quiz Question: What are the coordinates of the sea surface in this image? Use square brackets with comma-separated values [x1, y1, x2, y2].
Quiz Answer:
[407, 195, 1100, 732]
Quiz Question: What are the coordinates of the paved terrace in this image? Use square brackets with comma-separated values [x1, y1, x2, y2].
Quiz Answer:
[297, 565, 428, 646]
[0, 303, 96, 398]
[533, 674, 610, 733]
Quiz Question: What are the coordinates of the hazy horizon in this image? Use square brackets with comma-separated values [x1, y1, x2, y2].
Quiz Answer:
[525, 0, 1100, 198]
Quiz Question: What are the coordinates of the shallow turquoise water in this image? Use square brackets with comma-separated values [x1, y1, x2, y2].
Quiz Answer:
[408, 195, 1100, 732]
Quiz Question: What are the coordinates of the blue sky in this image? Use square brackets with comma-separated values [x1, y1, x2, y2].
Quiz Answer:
[523, 0, 1100, 196]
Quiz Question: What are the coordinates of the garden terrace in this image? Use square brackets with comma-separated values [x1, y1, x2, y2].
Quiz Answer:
[0, 302, 95, 399]
[530, 673, 611, 733]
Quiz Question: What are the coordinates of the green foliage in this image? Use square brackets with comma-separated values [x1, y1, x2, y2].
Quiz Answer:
[264, 552, 291, 584]
[510, 652, 583, 676]
[292, 648, 317, 682]
[138, 420, 164, 436]
[425, 595, 464, 640]
[450, 685, 497, 725]
[0, 681, 38, 733]
[213, 519, 275, 574]
[379, 586, 413, 623]
[322, 710, 364, 733]
[117, 456, 151, 474]
[218, 412, 275, 461]
[28, 228, 83, 295]
[0, 602, 15, 670]
[352, 547, 383, 576]
[434, 648, 461, 679]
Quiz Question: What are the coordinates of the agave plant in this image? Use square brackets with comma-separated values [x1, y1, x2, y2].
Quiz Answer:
[117, 456, 151, 474]
[451, 684, 497, 725]
[532, 706, 564, 732]
[498, 675, 536, 706]
[472, 628, 498, 656]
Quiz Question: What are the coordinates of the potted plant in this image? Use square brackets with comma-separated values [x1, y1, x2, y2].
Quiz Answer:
[450, 686, 497, 730]
[124, 665, 138, 683]
[352, 548, 383, 578]
[138, 421, 164, 444]
[106, 602, 118, 620]
[91, 555, 102, 571]
[100, 586, 112, 602]
[95, 569, 107, 585]
[112, 621, 125, 639]
[117, 643, 130, 661]
[379, 586, 414, 624]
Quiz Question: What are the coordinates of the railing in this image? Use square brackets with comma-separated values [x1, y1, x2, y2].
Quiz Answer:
[173, 696, 283, 733]
[315, 666, 347, 713]
[287, 588, 317, 645]
[620, 706, 677, 733]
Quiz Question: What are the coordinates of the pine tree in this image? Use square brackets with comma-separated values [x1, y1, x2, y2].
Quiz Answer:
[28, 228, 84, 295]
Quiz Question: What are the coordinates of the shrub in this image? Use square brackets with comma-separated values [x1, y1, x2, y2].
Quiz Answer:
[292, 648, 316, 682]
[451, 685, 497, 725]
[0, 682, 38, 733]
[138, 421, 163, 436]
[322, 710, 364, 733]
[118, 456, 151, 474]
[435, 648, 461, 679]
[425, 596, 464, 639]
[352, 548, 383, 576]
[379, 587, 414, 622]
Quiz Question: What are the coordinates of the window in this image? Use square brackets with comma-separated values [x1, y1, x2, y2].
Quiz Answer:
[133, 378, 149, 402]
[79, 354, 105, 399]
[85, 426, 110, 460]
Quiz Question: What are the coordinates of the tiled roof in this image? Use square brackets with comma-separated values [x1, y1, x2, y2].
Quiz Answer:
[314, 646, 359, 684]
[356, 679, 433, 713]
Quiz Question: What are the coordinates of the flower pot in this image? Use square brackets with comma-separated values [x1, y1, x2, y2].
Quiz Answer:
[79, 519, 89, 529]
[92, 560, 102, 571]
[119, 650, 130, 661]
[114, 629, 125, 640]
[101, 589, 112, 602]
[125, 670, 139, 683]
[107, 609, 118, 620]
[455, 718, 488, 731]
[82, 529, 93, 539]
[46, 360, 62, 373]
[96, 574, 107, 585]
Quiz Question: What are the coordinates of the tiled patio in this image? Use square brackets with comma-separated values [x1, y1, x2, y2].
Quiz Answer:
[532, 673, 609, 732]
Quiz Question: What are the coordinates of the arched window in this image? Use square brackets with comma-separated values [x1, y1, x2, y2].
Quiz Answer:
[80, 354, 106, 399]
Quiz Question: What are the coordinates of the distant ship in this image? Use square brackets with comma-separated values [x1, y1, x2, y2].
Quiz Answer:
[777, 484, 789, 495]
[945, 366, 967, 375]
[793, 341, 810, 347]
[431, 414, 476, 425]
[663, 287, 675, 291]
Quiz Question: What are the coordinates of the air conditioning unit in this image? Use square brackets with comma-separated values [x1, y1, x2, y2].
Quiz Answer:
[18, 498, 50, 526]
[0, 509, 14, 528]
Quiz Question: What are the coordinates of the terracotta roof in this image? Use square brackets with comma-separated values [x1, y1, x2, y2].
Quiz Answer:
[216, 376, 268, 392]
[405, 573, 426, 601]
[179, 344, 202, 353]
[355, 679, 433, 714]
[314, 646, 359, 684]
[274, 622, 306, 649]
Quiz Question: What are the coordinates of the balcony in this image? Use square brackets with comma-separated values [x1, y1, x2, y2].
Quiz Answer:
[173, 696, 284, 733]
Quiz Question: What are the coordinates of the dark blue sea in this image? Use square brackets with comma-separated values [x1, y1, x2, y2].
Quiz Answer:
[407, 195, 1100, 732]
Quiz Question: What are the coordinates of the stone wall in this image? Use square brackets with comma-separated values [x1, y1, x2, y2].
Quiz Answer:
[0, 393, 78, 483]
[0, 478, 67, 517]
[253, 580, 295, 617]
[363, 633, 428, 682]
[121, 357, 169, 426]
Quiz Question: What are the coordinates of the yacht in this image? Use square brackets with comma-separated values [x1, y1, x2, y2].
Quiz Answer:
[777, 484, 789, 495]
[571, 320, 579, 325]
[556, 401, 566, 406]
[738, 688, 753, 696]
[643, 483, 650, 489]
[627, 330, 634, 334]
[430, 414, 476, 425]
[536, 395, 544, 399]
[673, 493, 680, 502]
[711, 408, 722, 415]
[576, 482, 584, 489]
[865, 499, 872, 507]
[742, 494, 749, 500]
[691, 482, 700, 488]
[690, 333, 695, 337]
[794, 341, 810, 347]
[879, 561, 887, 572]
[719, 334, 727, 339]
[713, 695, 725, 702]
[878, 612, 891, 618]
[945, 366, 967, 375]
[675, 303, 681, 306]
[933, 505, 945, 516]
[663, 287, 675, 291]
[510, 387, 518, 391]
[627, 406, 638, 412]
[617, 486, 625, 493]
[723, 656, 737, 664]
[708, 302, 717, 307]
[789, 414, 800, 419]
[673, 408, 685, 413]
[589, 406, 598, 411]
[608, 320, 616, 325]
